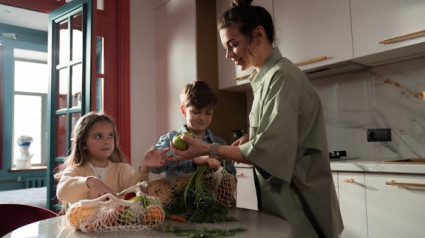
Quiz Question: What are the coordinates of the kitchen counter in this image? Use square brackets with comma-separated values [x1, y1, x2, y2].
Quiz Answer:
[330, 158, 425, 174]
[4, 208, 293, 238]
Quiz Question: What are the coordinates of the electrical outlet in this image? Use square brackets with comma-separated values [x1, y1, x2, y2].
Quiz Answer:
[367, 128, 391, 142]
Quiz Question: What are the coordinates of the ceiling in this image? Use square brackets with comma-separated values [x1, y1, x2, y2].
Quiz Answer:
[0, 4, 48, 31]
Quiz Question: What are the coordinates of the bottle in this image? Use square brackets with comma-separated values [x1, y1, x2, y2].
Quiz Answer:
[231, 129, 245, 142]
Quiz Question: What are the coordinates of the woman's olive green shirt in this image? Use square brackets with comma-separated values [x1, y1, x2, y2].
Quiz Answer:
[239, 48, 343, 238]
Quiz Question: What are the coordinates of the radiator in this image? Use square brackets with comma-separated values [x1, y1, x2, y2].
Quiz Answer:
[23, 176, 46, 188]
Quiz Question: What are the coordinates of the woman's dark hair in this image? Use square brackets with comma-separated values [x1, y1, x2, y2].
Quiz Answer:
[217, 0, 275, 44]
[180, 81, 217, 109]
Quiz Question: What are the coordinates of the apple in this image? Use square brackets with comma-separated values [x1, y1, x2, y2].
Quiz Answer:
[172, 132, 191, 151]
[124, 192, 137, 200]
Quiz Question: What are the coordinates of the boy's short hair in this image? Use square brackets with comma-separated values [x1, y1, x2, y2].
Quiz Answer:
[180, 81, 217, 109]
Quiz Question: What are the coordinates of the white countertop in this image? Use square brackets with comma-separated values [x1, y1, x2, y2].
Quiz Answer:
[4, 208, 293, 238]
[330, 158, 425, 174]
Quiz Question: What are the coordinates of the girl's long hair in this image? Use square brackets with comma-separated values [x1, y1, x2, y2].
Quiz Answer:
[54, 112, 127, 181]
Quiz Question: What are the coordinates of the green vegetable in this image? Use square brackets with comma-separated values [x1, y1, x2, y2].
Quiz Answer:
[165, 164, 235, 223]
[156, 225, 246, 238]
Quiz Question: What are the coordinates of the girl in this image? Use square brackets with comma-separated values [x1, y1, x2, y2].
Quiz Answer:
[56, 112, 170, 204]
[170, 0, 343, 237]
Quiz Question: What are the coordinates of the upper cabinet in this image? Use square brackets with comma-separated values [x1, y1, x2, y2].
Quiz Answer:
[216, 0, 425, 91]
[351, 0, 425, 66]
[274, 0, 353, 71]
[216, 0, 273, 91]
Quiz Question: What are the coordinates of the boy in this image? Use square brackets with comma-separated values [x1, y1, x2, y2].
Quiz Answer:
[150, 81, 236, 177]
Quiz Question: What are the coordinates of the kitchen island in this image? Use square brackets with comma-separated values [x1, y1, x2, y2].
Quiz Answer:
[4, 208, 293, 238]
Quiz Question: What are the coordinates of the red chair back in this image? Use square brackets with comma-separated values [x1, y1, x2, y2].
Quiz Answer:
[0, 203, 58, 237]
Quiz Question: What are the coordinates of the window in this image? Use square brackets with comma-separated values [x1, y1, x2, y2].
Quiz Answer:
[13, 49, 48, 167]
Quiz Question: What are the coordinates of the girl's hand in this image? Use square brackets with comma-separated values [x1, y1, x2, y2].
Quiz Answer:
[169, 133, 210, 160]
[139, 148, 171, 173]
[193, 156, 221, 170]
[86, 177, 116, 198]
[231, 134, 249, 146]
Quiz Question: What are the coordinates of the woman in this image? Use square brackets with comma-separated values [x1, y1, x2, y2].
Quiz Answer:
[170, 0, 343, 237]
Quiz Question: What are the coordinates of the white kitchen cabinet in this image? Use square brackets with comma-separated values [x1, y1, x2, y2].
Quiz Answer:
[365, 173, 425, 238]
[338, 172, 368, 238]
[216, 0, 273, 91]
[351, 0, 425, 65]
[332, 172, 339, 197]
[273, 0, 353, 71]
[235, 165, 258, 210]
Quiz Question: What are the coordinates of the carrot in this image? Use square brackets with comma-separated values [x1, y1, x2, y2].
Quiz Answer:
[167, 214, 186, 222]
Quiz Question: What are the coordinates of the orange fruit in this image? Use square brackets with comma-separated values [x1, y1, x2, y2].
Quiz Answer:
[142, 205, 165, 225]
[67, 204, 98, 231]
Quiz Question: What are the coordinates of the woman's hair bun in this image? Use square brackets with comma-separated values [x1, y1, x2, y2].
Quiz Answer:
[231, 0, 253, 8]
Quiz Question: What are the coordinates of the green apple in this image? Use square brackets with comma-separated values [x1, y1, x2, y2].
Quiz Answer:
[172, 132, 191, 151]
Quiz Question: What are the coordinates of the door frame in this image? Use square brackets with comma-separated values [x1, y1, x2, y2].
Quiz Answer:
[0, 0, 131, 161]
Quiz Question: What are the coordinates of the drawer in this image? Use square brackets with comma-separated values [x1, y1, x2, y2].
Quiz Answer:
[236, 167, 258, 210]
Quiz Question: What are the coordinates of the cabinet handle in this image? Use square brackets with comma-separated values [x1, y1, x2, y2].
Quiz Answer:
[234, 75, 250, 81]
[236, 172, 244, 177]
[295, 56, 328, 66]
[379, 30, 425, 44]
[343, 178, 355, 183]
[385, 180, 425, 188]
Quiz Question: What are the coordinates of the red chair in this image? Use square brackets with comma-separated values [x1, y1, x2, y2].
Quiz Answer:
[0, 203, 59, 237]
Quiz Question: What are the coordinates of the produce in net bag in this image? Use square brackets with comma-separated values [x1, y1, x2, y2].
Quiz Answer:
[147, 164, 237, 223]
[66, 190, 165, 232]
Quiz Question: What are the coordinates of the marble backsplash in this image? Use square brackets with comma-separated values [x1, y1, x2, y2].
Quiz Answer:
[312, 56, 425, 161]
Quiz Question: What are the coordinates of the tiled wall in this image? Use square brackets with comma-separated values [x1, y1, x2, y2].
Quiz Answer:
[312, 57, 425, 161]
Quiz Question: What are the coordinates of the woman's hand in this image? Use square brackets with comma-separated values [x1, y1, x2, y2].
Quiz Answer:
[231, 134, 249, 146]
[169, 133, 210, 160]
[139, 148, 171, 173]
[86, 177, 116, 198]
[193, 156, 221, 170]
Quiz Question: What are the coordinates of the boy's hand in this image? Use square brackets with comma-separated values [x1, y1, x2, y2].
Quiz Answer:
[231, 134, 249, 146]
[193, 156, 221, 170]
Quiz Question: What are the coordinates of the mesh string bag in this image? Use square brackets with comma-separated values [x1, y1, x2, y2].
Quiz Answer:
[147, 165, 237, 223]
[66, 192, 165, 232]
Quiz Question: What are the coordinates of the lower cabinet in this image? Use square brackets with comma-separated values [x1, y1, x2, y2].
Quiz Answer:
[365, 173, 425, 238]
[338, 172, 368, 238]
[335, 172, 425, 238]
[235, 166, 258, 210]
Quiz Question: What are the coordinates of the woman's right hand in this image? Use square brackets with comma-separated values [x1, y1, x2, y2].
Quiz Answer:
[86, 177, 115, 198]
[231, 134, 249, 146]
[169, 133, 210, 160]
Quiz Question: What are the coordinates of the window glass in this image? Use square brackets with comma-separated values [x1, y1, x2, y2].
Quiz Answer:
[97, 0, 104, 10]
[59, 20, 70, 64]
[13, 94, 44, 166]
[72, 14, 83, 60]
[71, 64, 82, 108]
[96, 36, 104, 74]
[13, 51, 48, 167]
[56, 115, 67, 158]
[14, 60, 48, 94]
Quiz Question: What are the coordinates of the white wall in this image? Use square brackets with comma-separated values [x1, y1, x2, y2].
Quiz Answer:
[129, 0, 196, 168]
[154, 0, 197, 137]
[130, 0, 157, 168]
